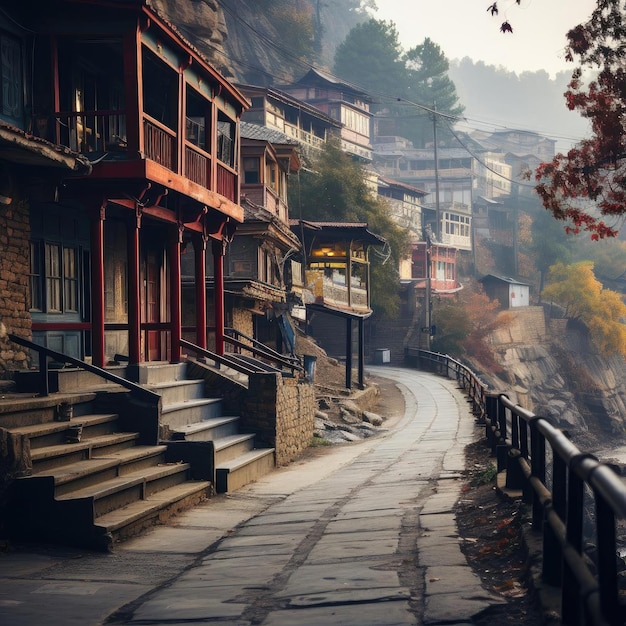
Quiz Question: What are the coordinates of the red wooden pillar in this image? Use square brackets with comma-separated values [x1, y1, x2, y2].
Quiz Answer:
[212, 238, 225, 356]
[194, 233, 208, 349]
[127, 207, 141, 365]
[170, 225, 183, 363]
[90, 203, 106, 368]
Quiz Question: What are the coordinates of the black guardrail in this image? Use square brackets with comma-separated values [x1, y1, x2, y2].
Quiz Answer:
[411, 347, 626, 626]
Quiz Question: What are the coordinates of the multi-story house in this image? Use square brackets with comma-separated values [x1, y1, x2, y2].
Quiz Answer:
[280, 68, 373, 163]
[373, 139, 476, 251]
[237, 84, 341, 164]
[2, 0, 248, 369]
[376, 176, 426, 280]
[0, 0, 318, 551]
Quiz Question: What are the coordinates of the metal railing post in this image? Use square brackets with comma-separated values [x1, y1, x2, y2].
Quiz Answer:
[38, 350, 49, 397]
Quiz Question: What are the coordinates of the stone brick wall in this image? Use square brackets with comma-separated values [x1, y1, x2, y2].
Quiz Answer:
[243, 373, 316, 466]
[0, 198, 31, 377]
[230, 307, 253, 344]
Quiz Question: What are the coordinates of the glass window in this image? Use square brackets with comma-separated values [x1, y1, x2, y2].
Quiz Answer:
[29, 241, 42, 311]
[63, 246, 78, 312]
[45, 243, 62, 313]
[217, 111, 235, 168]
[1, 33, 22, 122]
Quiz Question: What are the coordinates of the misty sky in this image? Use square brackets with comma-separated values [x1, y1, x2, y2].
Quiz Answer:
[369, 0, 597, 77]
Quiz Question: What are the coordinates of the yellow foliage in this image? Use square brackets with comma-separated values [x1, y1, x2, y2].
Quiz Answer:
[543, 261, 626, 356]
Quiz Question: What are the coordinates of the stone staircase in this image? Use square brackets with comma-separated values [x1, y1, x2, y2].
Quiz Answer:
[140, 362, 275, 494]
[1, 360, 275, 550]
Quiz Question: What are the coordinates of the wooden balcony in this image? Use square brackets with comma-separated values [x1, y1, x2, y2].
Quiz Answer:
[38, 110, 127, 154]
[305, 270, 369, 311]
[241, 185, 288, 221]
[143, 116, 176, 170]
[39, 111, 238, 205]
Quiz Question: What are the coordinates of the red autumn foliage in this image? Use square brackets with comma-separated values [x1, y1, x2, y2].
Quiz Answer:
[533, 0, 626, 238]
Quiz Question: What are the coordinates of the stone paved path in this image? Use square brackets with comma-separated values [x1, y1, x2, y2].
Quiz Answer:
[0, 367, 503, 625]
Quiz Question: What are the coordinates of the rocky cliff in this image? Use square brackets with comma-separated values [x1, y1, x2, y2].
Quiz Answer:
[146, 0, 362, 84]
[473, 306, 626, 457]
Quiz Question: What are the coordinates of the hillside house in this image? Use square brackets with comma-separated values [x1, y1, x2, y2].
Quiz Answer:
[2, 0, 248, 369]
[237, 84, 341, 163]
[0, 0, 317, 551]
[292, 220, 386, 389]
[280, 68, 373, 163]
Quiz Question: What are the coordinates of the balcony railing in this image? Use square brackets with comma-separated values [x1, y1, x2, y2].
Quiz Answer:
[36, 110, 127, 154]
[305, 270, 368, 310]
[241, 185, 288, 221]
[143, 116, 176, 171]
[185, 142, 211, 188]
[217, 163, 236, 203]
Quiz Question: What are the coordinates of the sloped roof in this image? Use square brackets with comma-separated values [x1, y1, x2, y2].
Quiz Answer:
[285, 68, 372, 102]
[480, 274, 529, 286]
[0, 122, 91, 174]
[240, 122, 299, 146]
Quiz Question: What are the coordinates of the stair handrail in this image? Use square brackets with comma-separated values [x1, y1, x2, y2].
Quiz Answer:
[180, 339, 259, 376]
[224, 327, 303, 372]
[8, 333, 161, 405]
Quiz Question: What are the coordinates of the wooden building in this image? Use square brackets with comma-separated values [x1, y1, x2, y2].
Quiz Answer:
[293, 220, 386, 389]
[4, 0, 248, 372]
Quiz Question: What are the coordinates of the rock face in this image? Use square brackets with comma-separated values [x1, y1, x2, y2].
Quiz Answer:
[148, 0, 234, 77]
[474, 306, 626, 454]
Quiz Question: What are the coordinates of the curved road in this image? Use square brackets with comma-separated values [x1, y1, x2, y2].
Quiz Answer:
[0, 367, 503, 625]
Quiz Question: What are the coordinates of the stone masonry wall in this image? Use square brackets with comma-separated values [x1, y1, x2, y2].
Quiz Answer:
[243, 373, 316, 466]
[230, 307, 253, 344]
[0, 198, 31, 377]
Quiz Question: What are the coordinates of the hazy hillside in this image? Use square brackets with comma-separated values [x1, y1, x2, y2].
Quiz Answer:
[448, 58, 590, 153]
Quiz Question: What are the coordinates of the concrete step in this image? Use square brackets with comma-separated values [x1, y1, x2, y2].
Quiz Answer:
[170, 416, 240, 441]
[147, 379, 206, 404]
[214, 433, 255, 466]
[34, 445, 169, 496]
[95, 480, 211, 545]
[11, 413, 119, 449]
[57, 461, 194, 518]
[137, 362, 187, 385]
[215, 448, 275, 494]
[161, 397, 224, 427]
[31, 432, 140, 473]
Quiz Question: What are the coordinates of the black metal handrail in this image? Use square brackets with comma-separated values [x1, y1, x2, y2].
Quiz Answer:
[181, 339, 262, 377]
[224, 327, 303, 373]
[412, 347, 626, 625]
[8, 333, 160, 405]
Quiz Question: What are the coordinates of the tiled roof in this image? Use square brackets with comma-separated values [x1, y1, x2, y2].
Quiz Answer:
[240, 122, 299, 146]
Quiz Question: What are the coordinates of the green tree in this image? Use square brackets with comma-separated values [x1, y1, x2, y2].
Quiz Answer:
[529, 208, 575, 293]
[332, 19, 463, 148]
[542, 261, 626, 355]
[290, 141, 409, 317]
[401, 38, 465, 146]
[333, 19, 407, 103]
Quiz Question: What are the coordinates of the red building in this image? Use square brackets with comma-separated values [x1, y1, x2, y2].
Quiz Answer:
[8, 0, 248, 371]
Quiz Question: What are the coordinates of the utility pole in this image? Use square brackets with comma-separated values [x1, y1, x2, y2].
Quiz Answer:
[433, 102, 441, 241]
[424, 234, 432, 351]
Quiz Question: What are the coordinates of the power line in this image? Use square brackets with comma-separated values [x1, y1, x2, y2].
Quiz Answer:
[211, 1, 587, 148]
[445, 121, 537, 188]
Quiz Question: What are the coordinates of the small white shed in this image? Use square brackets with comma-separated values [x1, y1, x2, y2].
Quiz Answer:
[480, 274, 530, 309]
